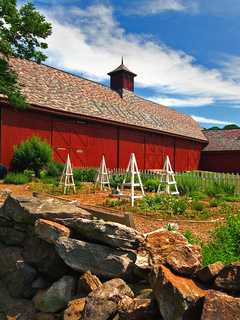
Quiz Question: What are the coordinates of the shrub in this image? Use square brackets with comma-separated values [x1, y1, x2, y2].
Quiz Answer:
[0, 165, 7, 179]
[73, 168, 97, 182]
[4, 172, 29, 184]
[209, 198, 219, 208]
[183, 230, 201, 245]
[192, 201, 205, 212]
[12, 136, 52, 177]
[171, 197, 188, 215]
[144, 178, 160, 192]
[110, 174, 124, 189]
[202, 213, 240, 265]
[176, 173, 201, 195]
[46, 161, 64, 177]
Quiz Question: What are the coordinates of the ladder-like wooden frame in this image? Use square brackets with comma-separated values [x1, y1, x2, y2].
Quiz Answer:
[157, 155, 179, 195]
[60, 154, 76, 194]
[95, 155, 111, 191]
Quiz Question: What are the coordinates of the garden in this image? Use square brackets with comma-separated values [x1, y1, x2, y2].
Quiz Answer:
[1, 136, 240, 267]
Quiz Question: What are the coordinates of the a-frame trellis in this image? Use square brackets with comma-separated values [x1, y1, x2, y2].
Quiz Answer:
[119, 153, 145, 207]
[60, 154, 76, 194]
[157, 155, 179, 195]
[95, 155, 111, 191]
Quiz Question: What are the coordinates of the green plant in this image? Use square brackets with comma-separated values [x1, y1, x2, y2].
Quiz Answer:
[183, 230, 201, 245]
[4, 172, 29, 184]
[73, 168, 97, 182]
[176, 173, 201, 195]
[209, 198, 219, 208]
[192, 201, 205, 212]
[206, 180, 236, 197]
[12, 136, 52, 177]
[171, 197, 188, 215]
[144, 178, 160, 192]
[110, 174, 124, 189]
[46, 161, 64, 177]
[202, 213, 240, 265]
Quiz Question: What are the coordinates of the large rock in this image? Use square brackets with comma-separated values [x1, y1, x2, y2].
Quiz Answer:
[58, 217, 144, 249]
[201, 290, 240, 320]
[78, 271, 102, 296]
[0, 247, 22, 277]
[81, 278, 134, 320]
[0, 226, 25, 246]
[1, 195, 91, 225]
[4, 260, 37, 298]
[23, 237, 70, 280]
[152, 265, 206, 320]
[196, 262, 224, 284]
[55, 237, 135, 279]
[146, 229, 202, 276]
[33, 276, 75, 313]
[63, 298, 86, 320]
[214, 263, 240, 292]
[35, 219, 70, 244]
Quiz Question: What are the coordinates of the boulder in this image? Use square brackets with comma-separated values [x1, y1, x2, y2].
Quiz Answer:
[81, 278, 134, 320]
[201, 290, 240, 320]
[33, 276, 75, 313]
[23, 237, 70, 280]
[32, 277, 52, 290]
[118, 297, 160, 320]
[35, 219, 70, 244]
[152, 265, 207, 320]
[58, 217, 144, 249]
[214, 263, 240, 292]
[55, 237, 135, 279]
[1, 195, 91, 225]
[0, 247, 23, 277]
[146, 229, 202, 276]
[77, 271, 102, 296]
[4, 261, 37, 298]
[196, 262, 224, 284]
[63, 298, 86, 320]
[0, 226, 25, 246]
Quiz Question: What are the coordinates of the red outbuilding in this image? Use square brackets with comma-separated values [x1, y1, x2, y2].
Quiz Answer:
[200, 129, 240, 173]
[0, 58, 207, 171]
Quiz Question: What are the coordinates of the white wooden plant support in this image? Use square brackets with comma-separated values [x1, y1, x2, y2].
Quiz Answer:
[95, 155, 111, 191]
[60, 154, 76, 194]
[120, 153, 145, 207]
[157, 155, 179, 195]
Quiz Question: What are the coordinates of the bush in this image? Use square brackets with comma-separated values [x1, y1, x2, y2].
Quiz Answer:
[202, 213, 240, 265]
[4, 172, 29, 184]
[209, 198, 219, 207]
[12, 136, 52, 177]
[46, 161, 64, 177]
[73, 168, 97, 182]
[144, 178, 160, 192]
[192, 201, 205, 212]
[176, 173, 201, 195]
[0, 165, 7, 179]
[171, 197, 188, 215]
[110, 174, 124, 189]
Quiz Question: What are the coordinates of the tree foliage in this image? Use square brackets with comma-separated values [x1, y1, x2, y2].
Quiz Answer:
[0, 0, 52, 109]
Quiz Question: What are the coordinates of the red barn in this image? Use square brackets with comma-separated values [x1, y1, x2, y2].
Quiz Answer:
[0, 58, 207, 171]
[200, 129, 240, 173]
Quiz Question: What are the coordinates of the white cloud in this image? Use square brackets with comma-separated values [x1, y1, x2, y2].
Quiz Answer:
[149, 96, 214, 107]
[220, 55, 240, 82]
[191, 115, 234, 125]
[128, 0, 186, 15]
[44, 4, 240, 108]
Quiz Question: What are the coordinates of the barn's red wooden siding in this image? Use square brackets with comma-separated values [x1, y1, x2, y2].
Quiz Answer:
[200, 151, 240, 174]
[0, 106, 204, 171]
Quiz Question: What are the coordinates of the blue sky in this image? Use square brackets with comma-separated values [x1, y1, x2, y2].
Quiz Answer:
[25, 0, 240, 128]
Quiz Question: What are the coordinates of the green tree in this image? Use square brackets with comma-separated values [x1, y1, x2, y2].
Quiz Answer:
[0, 0, 52, 109]
[223, 124, 239, 130]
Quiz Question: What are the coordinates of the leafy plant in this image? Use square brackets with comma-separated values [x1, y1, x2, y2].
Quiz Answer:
[0, 0, 52, 109]
[12, 136, 52, 177]
[192, 201, 205, 212]
[144, 178, 160, 192]
[176, 173, 201, 195]
[46, 161, 64, 177]
[209, 198, 219, 208]
[73, 168, 97, 182]
[206, 180, 235, 197]
[171, 198, 188, 215]
[183, 230, 201, 245]
[4, 172, 29, 184]
[202, 213, 240, 265]
[110, 174, 124, 189]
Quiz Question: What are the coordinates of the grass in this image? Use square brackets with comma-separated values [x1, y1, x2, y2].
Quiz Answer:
[4, 172, 30, 185]
[202, 211, 240, 266]
[183, 230, 202, 246]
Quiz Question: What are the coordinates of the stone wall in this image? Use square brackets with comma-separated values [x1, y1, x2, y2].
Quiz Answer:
[0, 194, 239, 320]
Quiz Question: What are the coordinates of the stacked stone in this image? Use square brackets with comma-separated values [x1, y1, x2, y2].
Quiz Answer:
[0, 195, 240, 320]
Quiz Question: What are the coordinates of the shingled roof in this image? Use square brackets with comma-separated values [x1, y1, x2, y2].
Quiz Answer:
[3, 58, 207, 142]
[203, 129, 240, 151]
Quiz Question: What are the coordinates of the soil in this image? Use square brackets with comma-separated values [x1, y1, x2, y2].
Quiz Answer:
[0, 183, 224, 242]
